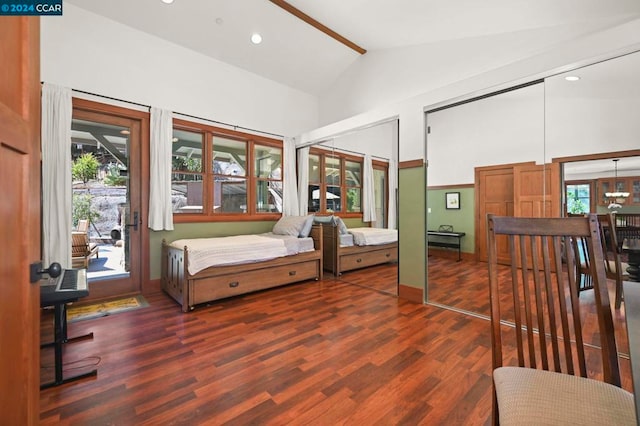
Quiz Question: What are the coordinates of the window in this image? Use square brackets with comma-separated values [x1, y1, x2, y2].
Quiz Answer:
[172, 129, 204, 213]
[307, 148, 364, 215]
[566, 182, 591, 214]
[171, 119, 282, 221]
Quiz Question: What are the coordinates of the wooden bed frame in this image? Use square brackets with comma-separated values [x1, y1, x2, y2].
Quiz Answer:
[161, 224, 323, 312]
[321, 224, 398, 276]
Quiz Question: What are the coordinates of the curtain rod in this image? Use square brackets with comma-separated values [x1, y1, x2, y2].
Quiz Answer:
[69, 87, 285, 139]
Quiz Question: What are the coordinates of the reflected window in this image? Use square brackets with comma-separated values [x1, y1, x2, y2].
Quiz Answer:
[566, 182, 591, 214]
[307, 148, 380, 216]
[345, 160, 361, 213]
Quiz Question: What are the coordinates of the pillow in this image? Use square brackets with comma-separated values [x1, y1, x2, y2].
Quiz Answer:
[273, 215, 309, 237]
[299, 215, 315, 238]
[334, 217, 349, 235]
[313, 215, 335, 224]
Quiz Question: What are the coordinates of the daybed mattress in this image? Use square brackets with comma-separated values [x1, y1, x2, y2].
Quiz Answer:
[169, 233, 315, 275]
[348, 227, 398, 246]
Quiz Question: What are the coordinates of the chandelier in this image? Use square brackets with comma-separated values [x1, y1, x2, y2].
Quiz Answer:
[605, 159, 629, 208]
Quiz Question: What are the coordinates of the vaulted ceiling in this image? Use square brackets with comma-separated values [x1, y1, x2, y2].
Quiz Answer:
[65, 0, 640, 96]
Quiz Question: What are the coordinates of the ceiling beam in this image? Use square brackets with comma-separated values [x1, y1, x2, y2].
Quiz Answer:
[269, 0, 367, 55]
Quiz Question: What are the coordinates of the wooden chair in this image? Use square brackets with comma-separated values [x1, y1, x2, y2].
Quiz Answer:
[71, 231, 99, 268]
[76, 219, 89, 233]
[567, 213, 594, 294]
[487, 214, 635, 425]
[598, 213, 629, 309]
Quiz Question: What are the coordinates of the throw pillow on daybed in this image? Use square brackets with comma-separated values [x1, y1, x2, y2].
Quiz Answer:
[334, 217, 349, 234]
[273, 215, 314, 237]
[299, 214, 315, 238]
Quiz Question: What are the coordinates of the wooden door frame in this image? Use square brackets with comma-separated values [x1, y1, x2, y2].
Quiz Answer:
[0, 16, 40, 425]
[554, 149, 640, 215]
[71, 98, 152, 296]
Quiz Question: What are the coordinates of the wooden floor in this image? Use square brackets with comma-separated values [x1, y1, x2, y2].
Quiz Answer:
[428, 255, 632, 356]
[40, 264, 633, 425]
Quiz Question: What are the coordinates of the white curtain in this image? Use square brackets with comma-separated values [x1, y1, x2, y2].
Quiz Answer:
[282, 137, 299, 216]
[388, 158, 397, 229]
[148, 107, 174, 231]
[297, 147, 310, 214]
[362, 154, 377, 223]
[41, 83, 73, 268]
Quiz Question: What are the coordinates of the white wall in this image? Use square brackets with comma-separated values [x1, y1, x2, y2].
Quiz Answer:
[427, 84, 545, 186]
[317, 120, 396, 160]
[298, 18, 640, 163]
[544, 50, 640, 162]
[40, 3, 319, 137]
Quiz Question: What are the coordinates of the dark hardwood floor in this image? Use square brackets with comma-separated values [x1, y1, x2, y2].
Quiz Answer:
[336, 262, 398, 295]
[40, 264, 633, 425]
[428, 255, 632, 356]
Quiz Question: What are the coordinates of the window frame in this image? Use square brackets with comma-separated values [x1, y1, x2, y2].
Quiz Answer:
[564, 179, 594, 214]
[172, 118, 283, 223]
[308, 147, 388, 218]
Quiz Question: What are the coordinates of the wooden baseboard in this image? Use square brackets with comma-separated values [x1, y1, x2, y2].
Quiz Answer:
[427, 248, 475, 262]
[398, 283, 423, 303]
[143, 278, 162, 295]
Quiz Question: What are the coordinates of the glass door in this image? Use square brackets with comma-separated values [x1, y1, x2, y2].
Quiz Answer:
[70, 109, 142, 300]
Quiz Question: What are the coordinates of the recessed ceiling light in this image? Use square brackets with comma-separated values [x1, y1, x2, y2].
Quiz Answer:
[251, 33, 263, 44]
[565, 75, 580, 82]
[161, 0, 174, 4]
[215, 17, 224, 25]
[172, 137, 179, 143]
[120, 129, 130, 135]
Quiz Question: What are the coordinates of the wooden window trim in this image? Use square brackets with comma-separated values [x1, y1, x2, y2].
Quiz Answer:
[172, 118, 283, 223]
[308, 147, 385, 218]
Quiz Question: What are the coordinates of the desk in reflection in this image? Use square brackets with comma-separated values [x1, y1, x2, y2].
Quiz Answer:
[427, 230, 466, 261]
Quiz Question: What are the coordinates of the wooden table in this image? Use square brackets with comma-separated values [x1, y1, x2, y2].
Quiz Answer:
[622, 238, 640, 282]
[623, 280, 640, 423]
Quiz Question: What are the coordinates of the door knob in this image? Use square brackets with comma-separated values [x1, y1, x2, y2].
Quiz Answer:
[30, 261, 62, 283]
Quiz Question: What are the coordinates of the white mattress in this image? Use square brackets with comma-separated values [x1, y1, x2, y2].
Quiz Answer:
[348, 227, 398, 246]
[339, 233, 354, 247]
[169, 233, 314, 275]
[260, 232, 315, 255]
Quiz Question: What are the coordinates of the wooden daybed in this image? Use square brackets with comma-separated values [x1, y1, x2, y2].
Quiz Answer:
[162, 224, 323, 312]
[321, 223, 397, 276]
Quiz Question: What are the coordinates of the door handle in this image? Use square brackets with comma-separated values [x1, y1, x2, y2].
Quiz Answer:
[125, 211, 139, 231]
[30, 262, 62, 283]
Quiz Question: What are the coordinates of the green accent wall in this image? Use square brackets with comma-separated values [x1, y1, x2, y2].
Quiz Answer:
[398, 165, 426, 291]
[427, 187, 476, 253]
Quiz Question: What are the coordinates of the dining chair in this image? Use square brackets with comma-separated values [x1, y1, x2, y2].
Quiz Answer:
[597, 213, 629, 309]
[487, 214, 635, 425]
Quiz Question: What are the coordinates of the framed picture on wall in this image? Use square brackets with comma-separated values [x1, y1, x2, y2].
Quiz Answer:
[445, 192, 460, 210]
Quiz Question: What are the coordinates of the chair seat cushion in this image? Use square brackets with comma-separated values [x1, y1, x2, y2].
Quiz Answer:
[494, 367, 636, 425]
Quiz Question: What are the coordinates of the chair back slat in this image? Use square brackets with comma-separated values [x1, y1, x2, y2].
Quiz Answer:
[487, 214, 621, 386]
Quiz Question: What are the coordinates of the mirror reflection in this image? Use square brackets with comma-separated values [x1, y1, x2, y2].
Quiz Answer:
[307, 120, 399, 295]
[425, 50, 640, 355]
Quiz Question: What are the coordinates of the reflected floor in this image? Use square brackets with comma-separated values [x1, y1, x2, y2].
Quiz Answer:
[427, 255, 631, 356]
[333, 263, 398, 296]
